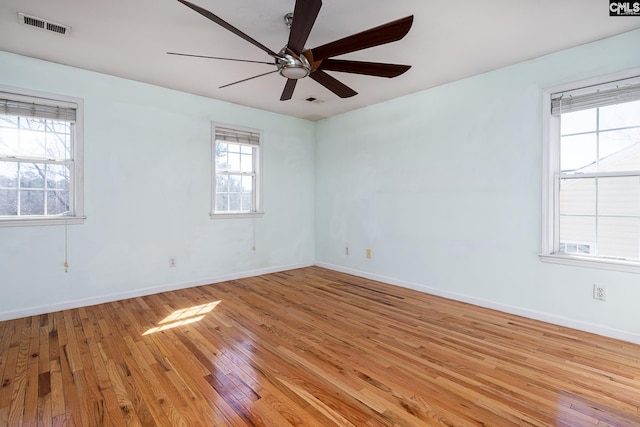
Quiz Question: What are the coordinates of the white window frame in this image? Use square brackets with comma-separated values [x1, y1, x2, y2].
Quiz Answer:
[210, 122, 263, 219]
[540, 68, 640, 273]
[0, 86, 84, 227]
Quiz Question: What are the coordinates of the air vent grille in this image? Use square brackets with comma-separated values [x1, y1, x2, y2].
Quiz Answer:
[18, 13, 71, 36]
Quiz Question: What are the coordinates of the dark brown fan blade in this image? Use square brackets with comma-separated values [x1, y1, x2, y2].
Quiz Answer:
[219, 69, 279, 89]
[280, 79, 298, 101]
[167, 52, 275, 65]
[177, 0, 278, 57]
[319, 59, 410, 78]
[309, 70, 357, 98]
[310, 15, 413, 61]
[287, 0, 322, 54]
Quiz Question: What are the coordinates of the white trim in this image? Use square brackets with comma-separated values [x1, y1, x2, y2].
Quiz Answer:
[0, 216, 85, 227]
[0, 84, 79, 109]
[541, 67, 640, 270]
[0, 85, 84, 226]
[3, 260, 639, 344]
[211, 121, 263, 216]
[0, 262, 313, 322]
[315, 262, 640, 345]
[539, 253, 640, 274]
[210, 212, 264, 219]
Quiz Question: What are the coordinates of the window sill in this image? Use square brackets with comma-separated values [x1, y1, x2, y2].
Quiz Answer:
[0, 216, 86, 227]
[539, 253, 640, 274]
[210, 212, 264, 220]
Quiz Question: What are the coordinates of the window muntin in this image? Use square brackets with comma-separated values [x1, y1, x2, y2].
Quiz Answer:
[544, 75, 640, 267]
[212, 124, 262, 217]
[0, 88, 83, 226]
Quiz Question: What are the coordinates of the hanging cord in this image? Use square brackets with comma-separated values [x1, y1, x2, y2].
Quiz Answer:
[64, 219, 69, 272]
[252, 217, 256, 251]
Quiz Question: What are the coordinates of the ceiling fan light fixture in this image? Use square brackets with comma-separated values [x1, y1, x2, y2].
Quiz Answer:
[277, 51, 311, 79]
[280, 65, 309, 79]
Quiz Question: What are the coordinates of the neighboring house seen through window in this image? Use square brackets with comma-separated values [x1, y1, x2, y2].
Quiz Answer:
[211, 124, 262, 218]
[542, 73, 640, 272]
[0, 87, 84, 226]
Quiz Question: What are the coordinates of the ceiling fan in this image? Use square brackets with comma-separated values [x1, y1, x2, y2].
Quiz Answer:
[169, 0, 413, 101]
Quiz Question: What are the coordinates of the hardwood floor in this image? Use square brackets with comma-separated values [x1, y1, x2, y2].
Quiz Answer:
[1, 266, 639, 426]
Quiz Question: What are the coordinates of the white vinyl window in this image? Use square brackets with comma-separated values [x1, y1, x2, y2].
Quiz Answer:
[211, 124, 263, 218]
[541, 72, 640, 272]
[0, 87, 84, 226]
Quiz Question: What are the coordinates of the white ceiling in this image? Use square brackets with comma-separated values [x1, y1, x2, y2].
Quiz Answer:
[1, 0, 639, 121]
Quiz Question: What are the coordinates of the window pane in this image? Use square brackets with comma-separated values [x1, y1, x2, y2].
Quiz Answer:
[46, 164, 70, 190]
[229, 194, 240, 211]
[598, 177, 640, 216]
[0, 162, 18, 188]
[240, 152, 253, 172]
[577, 244, 592, 254]
[50, 120, 71, 133]
[559, 216, 596, 252]
[216, 174, 229, 192]
[598, 128, 640, 172]
[599, 100, 640, 130]
[19, 190, 44, 215]
[561, 133, 597, 172]
[0, 127, 19, 155]
[241, 194, 252, 211]
[16, 128, 46, 158]
[46, 130, 71, 160]
[23, 117, 46, 132]
[47, 190, 69, 215]
[229, 175, 242, 193]
[228, 152, 240, 171]
[241, 145, 253, 154]
[0, 189, 17, 215]
[561, 109, 597, 135]
[216, 194, 228, 211]
[241, 175, 253, 192]
[0, 115, 19, 129]
[215, 142, 229, 169]
[560, 178, 595, 215]
[598, 217, 640, 260]
[20, 163, 45, 188]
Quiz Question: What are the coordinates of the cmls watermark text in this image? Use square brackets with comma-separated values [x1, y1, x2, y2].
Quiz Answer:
[610, 1, 640, 15]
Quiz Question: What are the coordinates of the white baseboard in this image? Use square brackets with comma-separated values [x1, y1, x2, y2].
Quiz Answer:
[0, 262, 313, 322]
[315, 262, 640, 345]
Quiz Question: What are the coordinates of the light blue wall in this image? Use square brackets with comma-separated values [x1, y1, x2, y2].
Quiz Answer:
[315, 29, 640, 342]
[0, 52, 315, 318]
[2, 29, 640, 343]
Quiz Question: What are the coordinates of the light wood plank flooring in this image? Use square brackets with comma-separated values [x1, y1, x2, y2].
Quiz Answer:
[1, 266, 639, 426]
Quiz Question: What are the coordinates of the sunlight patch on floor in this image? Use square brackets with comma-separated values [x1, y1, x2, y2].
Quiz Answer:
[143, 300, 221, 335]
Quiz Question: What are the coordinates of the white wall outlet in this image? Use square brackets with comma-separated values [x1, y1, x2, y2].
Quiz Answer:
[345, 246, 350, 255]
[169, 256, 177, 268]
[593, 284, 607, 301]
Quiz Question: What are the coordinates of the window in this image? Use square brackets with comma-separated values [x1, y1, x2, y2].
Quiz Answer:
[211, 124, 262, 218]
[0, 87, 84, 226]
[541, 72, 640, 272]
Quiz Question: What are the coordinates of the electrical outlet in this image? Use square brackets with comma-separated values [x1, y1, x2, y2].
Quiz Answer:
[593, 284, 607, 301]
[169, 256, 177, 268]
[345, 246, 350, 255]
[366, 248, 372, 259]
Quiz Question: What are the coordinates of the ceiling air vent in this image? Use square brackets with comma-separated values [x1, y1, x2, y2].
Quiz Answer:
[18, 12, 71, 36]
